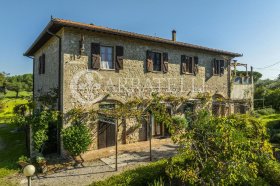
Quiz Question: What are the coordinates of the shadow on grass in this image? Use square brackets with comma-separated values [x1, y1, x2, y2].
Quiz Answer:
[0, 124, 25, 178]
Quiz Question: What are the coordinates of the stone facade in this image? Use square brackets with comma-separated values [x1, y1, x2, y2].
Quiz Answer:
[30, 23, 253, 153]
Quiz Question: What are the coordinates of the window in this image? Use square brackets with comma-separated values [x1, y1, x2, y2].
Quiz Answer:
[38, 54, 45, 74]
[181, 55, 193, 74]
[146, 51, 168, 73]
[100, 46, 114, 69]
[151, 52, 161, 71]
[213, 59, 225, 75]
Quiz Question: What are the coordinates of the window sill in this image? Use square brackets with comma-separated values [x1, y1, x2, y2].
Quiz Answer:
[88, 68, 116, 71]
[152, 71, 164, 74]
[213, 74, 224, 76]
[100, 68, 115, 71]
[182, 72, 194, 75]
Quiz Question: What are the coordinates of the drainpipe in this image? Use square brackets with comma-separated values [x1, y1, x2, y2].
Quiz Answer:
[47, 30, 62, 155]
[25, 55, 34, 157]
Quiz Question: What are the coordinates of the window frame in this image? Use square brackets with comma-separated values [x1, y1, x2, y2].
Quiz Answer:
[38, 54, 45, 75]
[151, 51, 162, 72]
[213, 59, 225, 76]
[100, 45, 115, 70]
[181, 55, 194, 74]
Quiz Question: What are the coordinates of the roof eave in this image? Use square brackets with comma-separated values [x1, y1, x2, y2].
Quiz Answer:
[24, 18, 242, 58]
[23, 20, 55, 57]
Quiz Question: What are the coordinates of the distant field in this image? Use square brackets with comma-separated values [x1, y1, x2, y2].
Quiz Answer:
[259, 113, 280, 125]
[0, 91, 32, 124]
[2, 91, 32, 99]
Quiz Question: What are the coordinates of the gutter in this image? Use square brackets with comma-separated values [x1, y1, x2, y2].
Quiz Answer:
[25, 55, 34, 157]
[46, 30, 62, 112]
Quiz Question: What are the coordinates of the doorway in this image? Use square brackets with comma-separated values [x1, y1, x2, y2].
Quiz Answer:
[97, 121, 116, 149]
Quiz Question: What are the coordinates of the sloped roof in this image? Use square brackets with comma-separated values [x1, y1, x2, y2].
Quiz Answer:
[24, 18, 242, 57]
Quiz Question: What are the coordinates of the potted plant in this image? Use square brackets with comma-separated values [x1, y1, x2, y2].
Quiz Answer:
[36, 155, 47, 173]
[17, 155, 30, 168]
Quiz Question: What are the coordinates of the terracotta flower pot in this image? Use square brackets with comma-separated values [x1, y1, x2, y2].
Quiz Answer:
[18, 161, 29, 169]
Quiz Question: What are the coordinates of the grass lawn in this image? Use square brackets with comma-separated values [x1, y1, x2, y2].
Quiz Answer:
[0, 91, 32, 124]
[259, 113, 280, 124]
[0, 124, 25, 185]
[2, 91, 32, 99]
[0, 91, 30, 184]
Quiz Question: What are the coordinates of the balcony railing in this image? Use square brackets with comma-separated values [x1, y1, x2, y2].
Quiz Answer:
[233, 76, 252, 85]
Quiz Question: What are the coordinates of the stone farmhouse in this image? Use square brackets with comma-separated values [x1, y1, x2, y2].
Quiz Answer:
[24, 18, 253, 156]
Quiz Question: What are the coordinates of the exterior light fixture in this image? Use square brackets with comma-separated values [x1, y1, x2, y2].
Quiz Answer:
[23, 164, 36, 186]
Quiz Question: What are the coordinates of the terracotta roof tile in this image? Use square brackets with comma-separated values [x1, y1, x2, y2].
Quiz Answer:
[24, 18, 242, 57]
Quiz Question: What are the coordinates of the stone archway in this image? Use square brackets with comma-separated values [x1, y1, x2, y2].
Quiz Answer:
[212, 94, 229, 117]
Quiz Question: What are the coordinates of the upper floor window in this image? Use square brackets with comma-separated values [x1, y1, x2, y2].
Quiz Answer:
[151, 52, 161, 71]
[213, 59, 225, 75]
[38, 54, 45, 75]
[91, 43, 124, 72]
[181, 55, 193, 74]
[146, 50, 168, 73]
[100, 46, 114, 70]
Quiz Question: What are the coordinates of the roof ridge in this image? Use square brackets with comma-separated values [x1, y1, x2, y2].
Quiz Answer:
[24, 18, 242, 57]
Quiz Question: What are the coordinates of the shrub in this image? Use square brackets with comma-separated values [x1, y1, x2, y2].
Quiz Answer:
[91, 159, 168, 186]
[148, 177, 165, 186]
[166, 112, 276, 185]
[254, 108, 276, 116]
[258, 157, 280, 185]
[13, 104, 28, 116]
[17, 155, 29, 163]
[62, 124, 91, 157]
[271, 133, 280, 143]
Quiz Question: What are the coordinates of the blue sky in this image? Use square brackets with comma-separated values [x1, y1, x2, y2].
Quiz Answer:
[0, 0, 280, 79]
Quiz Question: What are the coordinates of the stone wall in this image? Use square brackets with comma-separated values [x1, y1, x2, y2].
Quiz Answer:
[60, 27, 236, 150]
[62, 28, 233, 108]
[33, 29, 63, 101]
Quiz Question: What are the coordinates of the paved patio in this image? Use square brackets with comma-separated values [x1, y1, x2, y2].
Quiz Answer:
[14, 139, 177, 186]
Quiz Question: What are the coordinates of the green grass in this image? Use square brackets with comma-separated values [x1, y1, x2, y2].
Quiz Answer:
[0, 124, 25, 184]
[259, 114, 280, 126]
[0, 91, 30, 184]
[0, 98, 28, 124]
[90, 159, 168, 186]
[0, 91, 32, 124]
[2, 91, 32, 99]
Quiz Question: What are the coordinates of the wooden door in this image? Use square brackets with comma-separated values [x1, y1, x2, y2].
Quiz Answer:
[98, 121, 115, 149]
[139, 118, 148, 141]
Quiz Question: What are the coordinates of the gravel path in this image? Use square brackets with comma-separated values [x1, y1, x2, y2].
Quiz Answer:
[14, 143, 177, 186]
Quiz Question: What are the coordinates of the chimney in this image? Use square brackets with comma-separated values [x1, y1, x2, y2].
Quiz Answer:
[172, 30, 176, 41]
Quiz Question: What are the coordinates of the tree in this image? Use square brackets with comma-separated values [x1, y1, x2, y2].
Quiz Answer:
[236, 70, 262, 82]
[5, 74, 33, 96]
[6, 82, 21, 98]
[255, 78, 280, 110]
[62, 124, 91, 166]
[165, 111, 280, 185]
